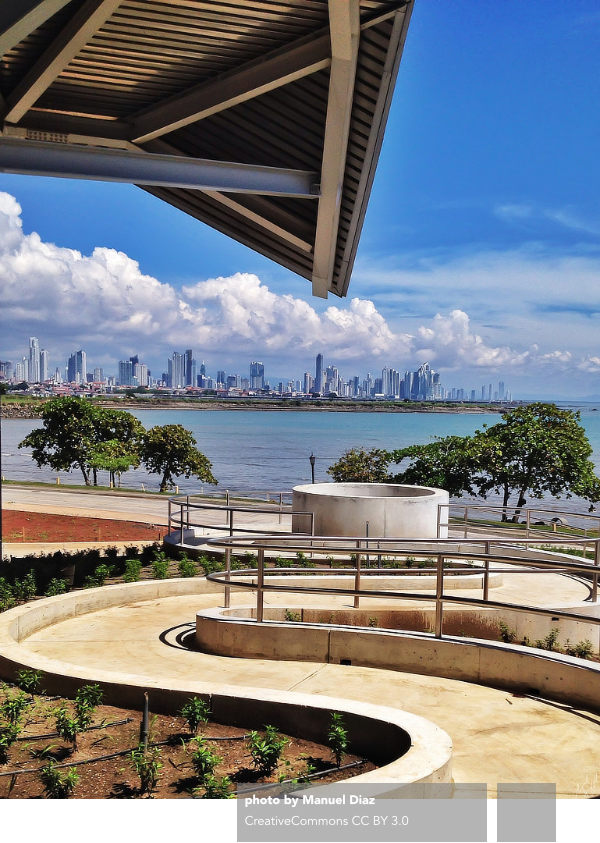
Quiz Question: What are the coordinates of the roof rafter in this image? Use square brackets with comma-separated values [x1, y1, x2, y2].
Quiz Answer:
[128, 3, 405, 145]
[0, 0, 73, 58]
[3, 0, 123, 125]
[311, 0, 360, 298]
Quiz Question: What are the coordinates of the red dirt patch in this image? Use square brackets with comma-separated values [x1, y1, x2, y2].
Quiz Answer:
[2, 510, 167, 543]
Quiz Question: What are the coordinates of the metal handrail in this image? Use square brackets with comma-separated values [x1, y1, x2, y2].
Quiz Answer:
[203, 533, 600, 636]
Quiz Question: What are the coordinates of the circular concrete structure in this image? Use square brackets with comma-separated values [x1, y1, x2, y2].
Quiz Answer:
[292, 483, 449, 539]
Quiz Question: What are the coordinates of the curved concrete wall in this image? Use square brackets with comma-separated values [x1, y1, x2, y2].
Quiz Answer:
[0, 581, 452, 785]
[292, 483, 449, 539]
[195, 609, 600, 712]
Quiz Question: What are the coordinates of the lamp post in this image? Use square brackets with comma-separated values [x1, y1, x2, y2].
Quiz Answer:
[309, 452, 316, 484]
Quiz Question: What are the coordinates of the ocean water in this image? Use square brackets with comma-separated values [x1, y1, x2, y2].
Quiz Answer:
[3, 405, 600, 515]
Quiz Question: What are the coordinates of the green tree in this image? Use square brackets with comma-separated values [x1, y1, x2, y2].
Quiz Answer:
[88, 439, 140, 487]
[19, 397, 142, 486]
[140, 424, 217, 493]
[390, 435, 482, 498]
[327, 447, 392, 483]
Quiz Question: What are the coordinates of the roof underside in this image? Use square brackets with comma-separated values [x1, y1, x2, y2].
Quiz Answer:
[0, 0, 413, 298]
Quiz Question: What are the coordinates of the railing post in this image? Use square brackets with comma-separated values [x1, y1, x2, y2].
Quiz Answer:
[256, 548, 264, 623]
[279, 492, 283, 525]
[168, 499, 172, 535]
[463, 507, 468, 539]
[365, 522, 370, 568]
[354, 540, 361, 609]
[437, 504, 441, 539]
[229, 507, 234, 537]
[526, 509, 530, 538]
[186, 495, 190, 530]
[180, 502, 184, 545]
[435, 553, 444, 638]
[593, 541, 600, 604]
[224, 547, 231, 609]
[483, 541, 490, 602]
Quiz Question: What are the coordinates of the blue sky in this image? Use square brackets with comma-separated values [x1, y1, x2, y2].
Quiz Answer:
[1, 0, 599, 398]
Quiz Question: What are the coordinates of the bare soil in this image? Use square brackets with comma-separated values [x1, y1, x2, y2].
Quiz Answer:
[0, 689, 375, 799]
[2, 510, 167, 543]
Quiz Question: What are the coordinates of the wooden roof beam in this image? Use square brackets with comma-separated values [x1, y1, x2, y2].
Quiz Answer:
[0, 1, 72, 58]
[3, 0, 122, 125]
[311, 0, 360, 298]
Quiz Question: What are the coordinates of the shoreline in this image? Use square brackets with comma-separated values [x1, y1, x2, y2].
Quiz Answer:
[0, 398, 510, 419]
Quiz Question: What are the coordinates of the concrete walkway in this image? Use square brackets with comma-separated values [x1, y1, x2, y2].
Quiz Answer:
[20, 589, 600, 798]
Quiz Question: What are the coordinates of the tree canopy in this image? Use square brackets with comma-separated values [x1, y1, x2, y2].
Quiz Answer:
[139, 424, 217, 493]
[328, 403, 600, 520]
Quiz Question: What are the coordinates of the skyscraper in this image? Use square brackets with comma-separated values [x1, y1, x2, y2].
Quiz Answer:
[29, 337, 40, 383]
[118, 359, 134, 386]
[184, 349, 196, 387]
[67, 350, 86, 384]
[250, 361, 265, 389]
[315, 353, 324, 393]
[168, 352, 185, 388]
[39, 349, 48, 382]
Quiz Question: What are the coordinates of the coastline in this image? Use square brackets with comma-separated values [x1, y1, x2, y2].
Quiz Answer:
[0, 397, 509, 419]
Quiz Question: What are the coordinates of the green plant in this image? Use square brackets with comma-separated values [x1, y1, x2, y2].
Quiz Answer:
[242, 551, 257, 568]
[405, 556, 415, 568]
[180, 697, 211, 734]
[39, 762, 79, 798]
[123, 558, 142, 583]
[55, 707, 82, 749]
[151, 555, 170, 579]
[12, 570, 37, 602]
[130, 745, 162, 796]
[247, 725, 288, 776]
[284, 609, 301, 623]
[84, 563, 114, 588]
[178, 556, 197, 578]
[76, 684, 103, 709]
[571, 639, 594, 659]
[327, 712, 349, 767]
[190, 737, 221, 783]
[16, 668, 43, 695]
[0, 722, 21, 764]
[0, 578, 16, 612]
[498, 622, 517, 644]
[197, 773, 233, 798]
[44, 578, 68, 597]
[367, 616, 378, 628]
[535, 627, 560, 651]
[1, 692, 28, 724]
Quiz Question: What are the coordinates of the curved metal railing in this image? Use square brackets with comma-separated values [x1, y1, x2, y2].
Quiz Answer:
[203, 533, 600, 644]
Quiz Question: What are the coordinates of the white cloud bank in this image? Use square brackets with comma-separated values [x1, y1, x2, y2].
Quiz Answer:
[0, 192, 595, 380]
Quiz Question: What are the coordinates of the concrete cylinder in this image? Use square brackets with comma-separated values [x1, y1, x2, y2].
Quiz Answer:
[292, 483, 449, 538]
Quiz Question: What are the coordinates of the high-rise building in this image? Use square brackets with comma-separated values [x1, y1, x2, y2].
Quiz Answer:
[168, 352, 185, 388]
[184, 349, 196, 387]
[134, 363, 149, 387]
[28, 337, 40, 383]
[315, 353, 324, 393]
[250, 361, 265, 389]
[0, 361, 13, 380]
[303, 372, 313, 393]
[39, 349, 48, 382]
[216, 370, 226, 386]
[93, 367, 104, 383]
[118, 359, 134, 386]
[498, 381, 505, 401]
[15, 357, 28, 382]
[67, 350, 86, 384]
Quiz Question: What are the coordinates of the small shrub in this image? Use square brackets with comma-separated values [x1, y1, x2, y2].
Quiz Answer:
[55, 707, 82, 749]
[248, 725, 288, 776]
[0, 578, 16, 612]
[274, 556, 294, 568]
[536, 627, 560, 651]
[151, 557, 170, 579]
[2, 692, 28, 724]
[44, 578, 68, 597]
[39, 762, 79, 798]
[0, 722, 21, 764]
[13, 570, 37, 602]
[131, 745, 162, 796]
[180, 697, 211, 734]
[190, 737, 221, 783]
[498, 622, 516, 644]
[198, 773, 233, 798]
[367, 617, 378, 628]
[284, 609, 301, 623]
[574, 640, 593, 659]
[76, 684, 103, 709]
[123, 558, 142, 583]
[404, 556, 415, 568]
[178, 557, 197, 578]
[243, 551, 258, 568]
[327, 712, 348, 767]
[84, 563, 114, 588]
[16, 668, 43, 695]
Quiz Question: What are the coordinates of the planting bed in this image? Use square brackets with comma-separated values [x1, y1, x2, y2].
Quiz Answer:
[2, 510, 167, 543]
[0, 685, 374, 799]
